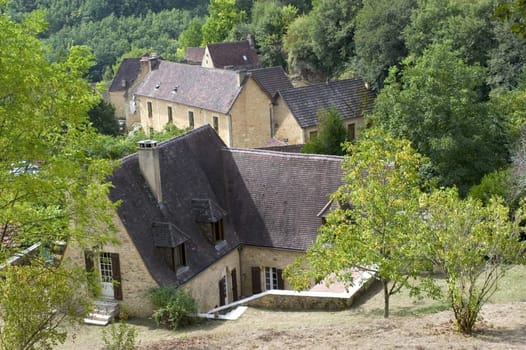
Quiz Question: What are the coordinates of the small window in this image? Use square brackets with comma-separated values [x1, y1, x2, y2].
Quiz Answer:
[309, 130, 318, 140]
[213, 116, 219, 132]
[149, 127, 154, 135]
[158, 244, 187, 271]
[264, 267, 284, 290]
[211, 220, 224, 242]
[147, 102, 153, 118]
[347, 123, 356, 141]
[188, 111, 194, 129]
[167, 106, 173, 123]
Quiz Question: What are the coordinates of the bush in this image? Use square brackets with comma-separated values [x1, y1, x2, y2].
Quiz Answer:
[148, 286, 199, 330]
[102, 321, 138, 350]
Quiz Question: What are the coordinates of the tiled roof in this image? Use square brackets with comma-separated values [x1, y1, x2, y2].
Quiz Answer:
[224, 148, 342, 250]
[110, 126, 343, 286]
[184, 47, 205, 63]
[249, 66, 293, 98]
[206, 40, 259, 69]
[279, 78, 376, 128]
[135, 61, 243, 114]
[108, 57, 143, 92]
[191, 199, 227, 223]
[152, 222, 189, 248]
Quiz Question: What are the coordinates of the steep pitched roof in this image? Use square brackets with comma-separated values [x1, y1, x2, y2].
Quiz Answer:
[184, 47, 205, 64]
[206, 40, 259, 69]
[109, 126, 343, 286]
[135, 61, 244, 114]
[108, 57, 143, 92]
[249, 66, 293, 99]
[279, 78, 376, 128]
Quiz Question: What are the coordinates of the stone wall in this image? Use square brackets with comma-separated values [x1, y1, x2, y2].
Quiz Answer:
[239, 246, 303, 298]
[63, 215, 159, 318]
[272, 96, 304, 144]
[183, 249, 241, 312]
[229, 77, 272, 148]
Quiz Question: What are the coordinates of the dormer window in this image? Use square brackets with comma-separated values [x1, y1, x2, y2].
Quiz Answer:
[211, 220, 224, 242]
[158, 244, 187, 271]
[152, 222, 189, 272]
[191, 198, 227, 245]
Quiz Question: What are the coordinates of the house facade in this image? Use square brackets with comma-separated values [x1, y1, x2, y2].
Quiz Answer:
[107, 54, 156, 131]
[64, 126, 343, 316]
[134, 61, 291, 148]
[272, 79, 376, 145]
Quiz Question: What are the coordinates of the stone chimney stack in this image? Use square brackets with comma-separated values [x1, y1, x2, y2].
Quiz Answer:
[137, 140, 162, 203]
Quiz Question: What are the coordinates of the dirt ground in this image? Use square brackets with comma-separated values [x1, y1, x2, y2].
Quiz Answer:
[60, 275, 526, 350]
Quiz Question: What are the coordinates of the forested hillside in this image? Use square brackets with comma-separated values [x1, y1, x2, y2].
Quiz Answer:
[7, 0, 526, 194]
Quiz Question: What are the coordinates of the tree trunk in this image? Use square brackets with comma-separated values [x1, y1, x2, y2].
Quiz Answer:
[383, 279, 390, 318]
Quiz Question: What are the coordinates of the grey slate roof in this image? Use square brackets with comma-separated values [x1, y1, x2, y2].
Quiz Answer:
[249, 66, 293, 99]
[109, 126, 343, 286]
[184, 47, 205, 64]
[279, 78, 376, 128]
[206, 40, 259, 69]
[108, 57, 142, 92]
[135, 61, 243, 114]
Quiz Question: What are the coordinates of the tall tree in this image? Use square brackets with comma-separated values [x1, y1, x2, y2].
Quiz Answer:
[353, 0, 417, 89]
[371, 41, 509, 195]
[0, 5, 116, 346]
[201, 0, 246, 44]
[286, 128, 431, 318]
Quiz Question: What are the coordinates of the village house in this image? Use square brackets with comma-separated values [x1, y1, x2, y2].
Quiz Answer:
[201, 39, 259, 70]
[134, 59, 292, 148]
[107, 54, 156, 131]
[272, 79, 376, 145]
[63, 126, 343, 318]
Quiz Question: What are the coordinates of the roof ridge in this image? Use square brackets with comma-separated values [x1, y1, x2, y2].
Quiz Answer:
[225, 147, 343, 161]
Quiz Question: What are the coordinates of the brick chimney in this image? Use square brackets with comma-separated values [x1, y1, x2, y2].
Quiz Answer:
[137, 140, 162, 203]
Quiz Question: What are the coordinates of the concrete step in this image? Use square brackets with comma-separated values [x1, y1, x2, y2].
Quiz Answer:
[84, 300, 119, 326]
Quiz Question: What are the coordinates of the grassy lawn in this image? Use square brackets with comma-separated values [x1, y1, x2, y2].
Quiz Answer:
[58, 265, 526, 349]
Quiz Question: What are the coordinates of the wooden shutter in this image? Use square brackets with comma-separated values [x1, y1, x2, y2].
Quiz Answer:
[251, 266, 262, 294]
[110, 253, 123, 300]
[219, 277, 226, 306]
[277, 268, 284, 289]
[231, 268, 238, 301]
[84, 251, 94, 272]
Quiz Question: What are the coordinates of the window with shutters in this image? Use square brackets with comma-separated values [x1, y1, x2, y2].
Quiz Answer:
[264, 267, 284, 290]
[147, 101, 153, 118]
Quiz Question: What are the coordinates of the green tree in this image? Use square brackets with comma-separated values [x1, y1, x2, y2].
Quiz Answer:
[285, 0, 360, 80]
[403, 0, 497, 67]
[88, 99, 119, 136]
[201, 0, 246, 44]
[287, 129, 431, 318]
[244, 0, 298, 68]
[422, 188, 525, 334]
[301, 108, 348, 156]
[176, 17, 205, 58]
[0, 5, 116, 346]
[353, 0, 417, 89]
[0, 264, 93, 350]
[371, 41, 509, 195]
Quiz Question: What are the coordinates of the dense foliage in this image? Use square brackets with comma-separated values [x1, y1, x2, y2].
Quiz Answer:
[301, 108, 348, 156]
[148, 286, 199, 330]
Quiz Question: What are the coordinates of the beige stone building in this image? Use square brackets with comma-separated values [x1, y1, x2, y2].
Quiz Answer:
[64, 126, 343, 317]
[272, 79, 376, 145]
[134, 61, 291, 148]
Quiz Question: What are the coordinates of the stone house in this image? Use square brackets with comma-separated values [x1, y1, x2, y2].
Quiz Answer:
[272, 79, 376, 145]
[107, 54, 158, 131]
[63, 125, 343, 317]
[134, 60, 292, 148]
[201, 39, 259, 70]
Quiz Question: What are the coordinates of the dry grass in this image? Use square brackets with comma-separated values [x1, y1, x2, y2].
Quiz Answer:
[59, 265, 526, 350]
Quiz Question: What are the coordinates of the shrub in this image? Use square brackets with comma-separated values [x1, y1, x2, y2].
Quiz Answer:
[102, 321, 138, 350]
[148, 286, 199, 330]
